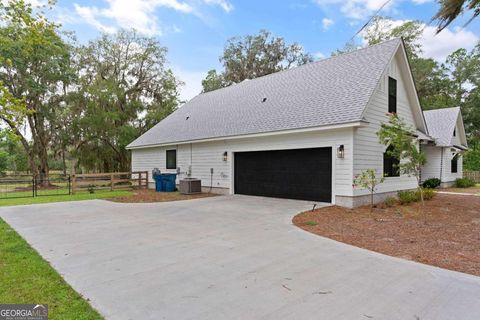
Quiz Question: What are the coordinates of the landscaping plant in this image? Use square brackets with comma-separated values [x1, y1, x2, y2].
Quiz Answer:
[422, 178, 441, 189]
[377, 114, 428, 221]
[455, 177, 476, 188]
[353, 169, 385, 211]
[384, 196, 397, 207]
[397, 188, 436, 205]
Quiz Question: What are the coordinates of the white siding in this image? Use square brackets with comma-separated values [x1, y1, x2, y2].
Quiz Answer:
[450, 120, 461, 146]
[421, 145, 442, 181]
[353, 52, 419, 196]
[442, 148, 463, 182]
[420, 145, 463, 183]
[132, 128, 355, 202]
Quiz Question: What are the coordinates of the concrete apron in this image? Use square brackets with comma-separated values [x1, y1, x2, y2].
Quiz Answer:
[0, 195, 479, 320]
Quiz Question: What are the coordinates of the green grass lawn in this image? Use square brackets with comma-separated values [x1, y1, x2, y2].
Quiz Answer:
[0, 218, 104, 319]
[0, 190, 133, 207]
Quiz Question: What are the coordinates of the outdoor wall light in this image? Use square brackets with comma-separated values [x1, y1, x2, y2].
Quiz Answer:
[222, 151, 228, 162]
[337, 145, 345, 159]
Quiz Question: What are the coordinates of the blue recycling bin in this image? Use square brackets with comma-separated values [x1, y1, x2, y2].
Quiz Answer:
[153, 174, 164, 192]
[153, 173, 177, 192]
[161, 173, 177, 192]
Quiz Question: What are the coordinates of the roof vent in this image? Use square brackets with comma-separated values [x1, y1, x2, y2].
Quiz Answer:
[186, 115, 190, 120]
[261, 97, 267, 103]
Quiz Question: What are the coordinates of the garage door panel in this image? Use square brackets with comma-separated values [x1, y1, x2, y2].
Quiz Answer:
[234, 148, 332, 202]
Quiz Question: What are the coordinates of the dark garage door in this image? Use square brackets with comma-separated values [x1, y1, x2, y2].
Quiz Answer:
[234, 147, 332, 202]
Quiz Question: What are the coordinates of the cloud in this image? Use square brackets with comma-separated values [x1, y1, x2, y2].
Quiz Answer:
[314, 0, 396, 20]
[73, 0, 233, 36]
[411, 0, 432, 4]
[360, 18, 479, 61]
[314, 51, 326, 59]
[172, 66, 207, 101]
[203, 0, 234, 12]
[74, 4, 117, 34]
[322, 18, 334, 30]
[420, 26, 479, 61]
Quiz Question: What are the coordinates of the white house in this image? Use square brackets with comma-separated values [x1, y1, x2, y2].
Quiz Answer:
[421, 107, 468, 187]
[127, 38, 467, 207]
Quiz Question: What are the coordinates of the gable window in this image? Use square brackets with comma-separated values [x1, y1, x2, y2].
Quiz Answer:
[383, 145, 400, 177]
[388, 77, 397, 114]
[451, 154, 458, 173]
[166, 149, 177, 169]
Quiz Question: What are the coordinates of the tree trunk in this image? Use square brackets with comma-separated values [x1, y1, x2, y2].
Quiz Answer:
[370, 191, 374, 212]
[37, 149, 49, 187]
[29, 112, 50, 186]
[62, 148, 67, 176]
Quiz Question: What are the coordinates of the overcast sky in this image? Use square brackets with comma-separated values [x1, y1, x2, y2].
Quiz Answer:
[42, 0, 480, 101]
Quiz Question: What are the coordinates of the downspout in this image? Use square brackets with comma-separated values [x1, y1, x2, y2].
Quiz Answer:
[440, 147, 444, 183]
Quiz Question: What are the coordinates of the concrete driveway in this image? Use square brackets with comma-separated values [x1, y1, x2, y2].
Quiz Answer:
[1, 196, 479, 320]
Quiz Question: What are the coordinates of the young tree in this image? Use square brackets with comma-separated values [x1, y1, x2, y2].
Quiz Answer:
[353, 169, 385, 211]
[377, 115, 428, 216]
[0, 0, 73, 184]
[202, 30, 313, 92]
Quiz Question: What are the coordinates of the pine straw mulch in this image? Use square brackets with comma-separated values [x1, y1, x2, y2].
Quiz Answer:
[108, 189, 218, 203]
[441, 186, 480, 195]
[293, 193, 480, 276]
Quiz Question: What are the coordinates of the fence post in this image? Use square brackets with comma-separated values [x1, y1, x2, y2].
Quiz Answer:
[138, 172, 141, 189]
[111, 173, 114, 191]
[72, 174, 76, 195]
[68, 175, 71, 195]
[146, 171, 149, 189]
[32, 176, 35, 198]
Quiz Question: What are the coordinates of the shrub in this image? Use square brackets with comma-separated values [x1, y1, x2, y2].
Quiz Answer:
[417, 188, 436, 200]
[422, 178, 441, 189]
[454, 178, 476, 188]
[397, 190, 418, 204]
[384, 196, 397, 207]
[398, 188, 436, 204]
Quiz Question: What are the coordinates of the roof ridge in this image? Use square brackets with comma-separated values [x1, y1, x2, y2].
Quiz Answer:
[424, 106, 460, 113]
[197, 38, 402, 98]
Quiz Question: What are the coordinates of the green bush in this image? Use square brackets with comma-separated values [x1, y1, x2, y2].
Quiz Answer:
[398, 188, 436, 204]
[422, 178, 441, 189]
[384, 196, 397, 207]
[418, 188, 436, 200]
[463, 149, 480, 171]
[454, 178, 476, 188]
[397, 190, 418, 204]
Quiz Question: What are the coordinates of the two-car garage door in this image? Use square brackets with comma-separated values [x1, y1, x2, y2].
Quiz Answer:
[234, 147, 332, 202]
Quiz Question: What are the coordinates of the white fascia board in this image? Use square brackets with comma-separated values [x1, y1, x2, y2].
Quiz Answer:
[127, 121, 368, 150]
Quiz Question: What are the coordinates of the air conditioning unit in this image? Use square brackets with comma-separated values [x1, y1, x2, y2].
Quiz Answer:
[179, 178, 201, 194]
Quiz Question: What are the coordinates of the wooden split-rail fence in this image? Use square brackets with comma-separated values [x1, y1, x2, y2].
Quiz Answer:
[71, 171, 149, 194]
[464, 171, 480, 183]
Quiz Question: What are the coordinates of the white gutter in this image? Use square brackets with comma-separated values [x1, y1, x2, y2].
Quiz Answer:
[127, 120, 368, 150]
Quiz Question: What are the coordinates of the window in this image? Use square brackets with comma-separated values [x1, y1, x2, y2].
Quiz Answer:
[166, 149, 177, 169]
[451, 154, 458, 173]
[383, 145, 400, 177]
[388, 77, 397, 114]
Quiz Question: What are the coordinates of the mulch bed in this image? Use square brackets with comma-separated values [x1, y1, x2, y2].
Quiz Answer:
[108, 189, 218, 203]
[293, 193, 480, 276]
[442, 186, 480, 195]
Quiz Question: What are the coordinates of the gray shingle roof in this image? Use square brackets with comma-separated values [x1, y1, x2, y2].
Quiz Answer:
[423, 107, 460, 146]
[128, 38, 402, 148]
